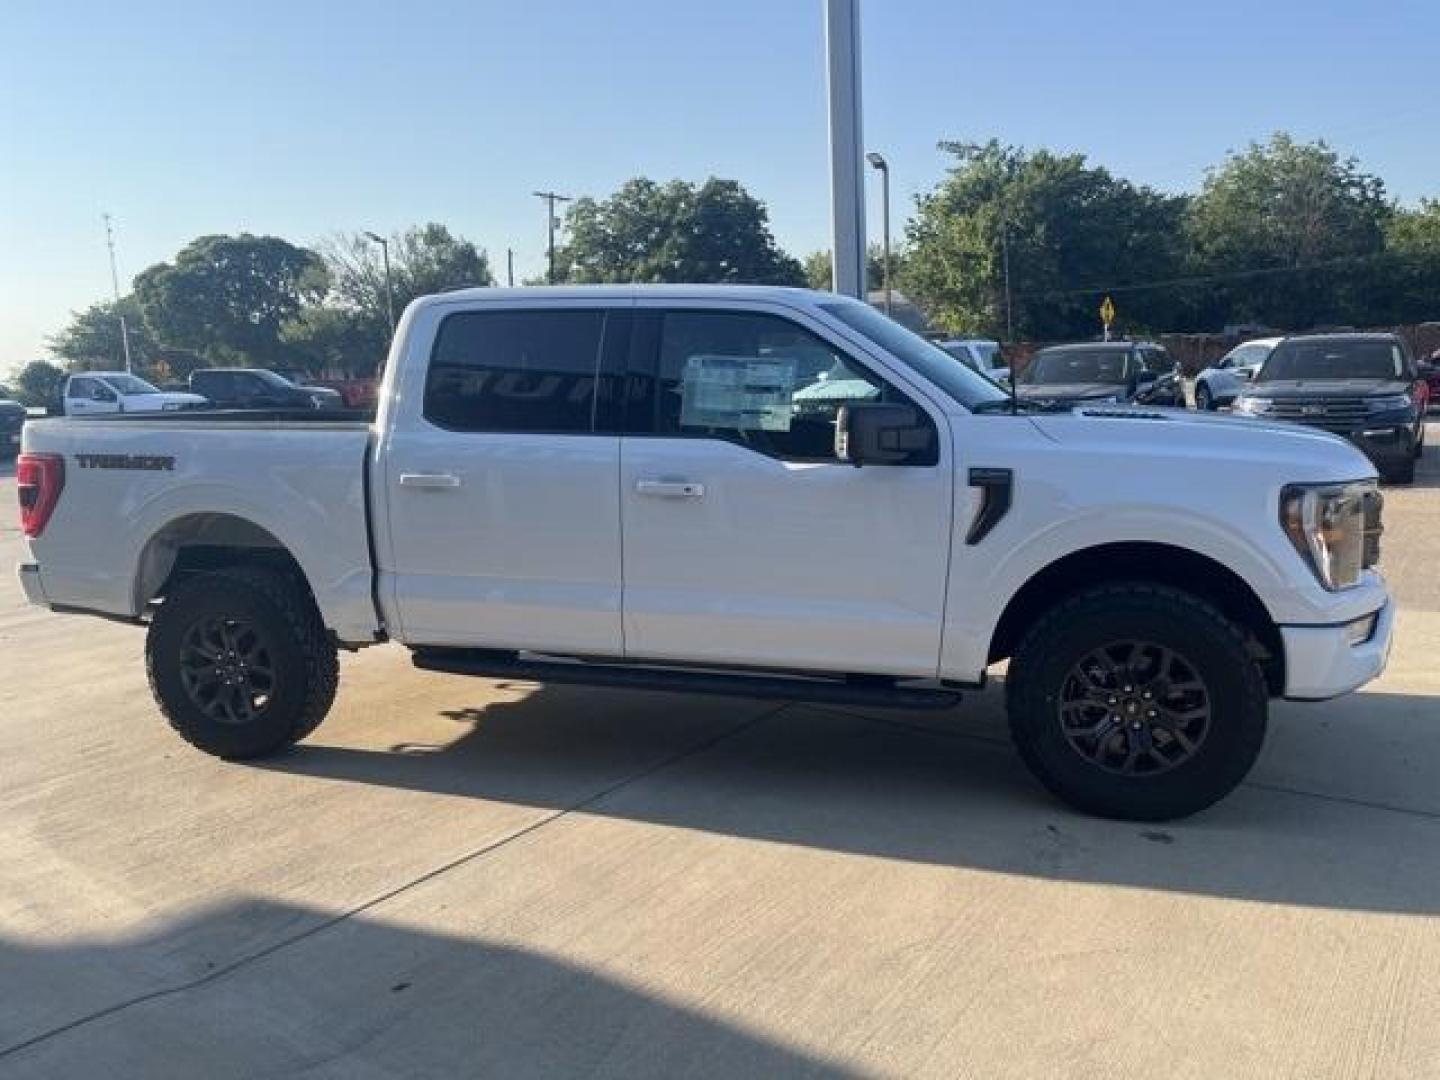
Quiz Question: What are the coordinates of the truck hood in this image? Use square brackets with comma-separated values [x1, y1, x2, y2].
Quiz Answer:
[124, 392, 208, 410]
[1014, 382, 1127, 404]
[1026, 406, 1377, 481]
[1243, 378, 1411, 400]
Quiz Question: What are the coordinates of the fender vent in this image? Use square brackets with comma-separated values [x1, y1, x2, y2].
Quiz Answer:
[1077, 408, 1169, 421]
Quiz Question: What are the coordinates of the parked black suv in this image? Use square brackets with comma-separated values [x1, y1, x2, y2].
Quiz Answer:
[1232, 333, 1426, 484]
[1014, 341, 1183, 410]
[0, 398, 26, 458]
[189, 368, 343, 410]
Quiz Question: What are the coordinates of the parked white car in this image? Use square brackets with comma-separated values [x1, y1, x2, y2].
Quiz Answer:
[939, 338, 1009, 384]
[1194, 338, 1281, 411]
[17, 287, 1393, 821]
[62, 372, 207, 416]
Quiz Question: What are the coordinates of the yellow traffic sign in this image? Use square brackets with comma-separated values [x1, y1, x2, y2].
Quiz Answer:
[1099, 296, 1116, 326]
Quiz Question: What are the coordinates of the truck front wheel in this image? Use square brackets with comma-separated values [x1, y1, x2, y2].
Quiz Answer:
[1006, 583, 1267, 821]
[146, 566, 339, 759]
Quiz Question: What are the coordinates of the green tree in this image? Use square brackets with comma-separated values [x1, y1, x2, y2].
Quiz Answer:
[1188, 134, 1391, 329]
[557, 178, 804, 286]
[904, 140, 1189, 339]
[133, 234, 327, 368]
[46, 297, 157, 372]
[802, 245, 896, 293]
[286, 223, 493, 376]
[13, 360, 66, 408]
[1379, 200, 1440, 325]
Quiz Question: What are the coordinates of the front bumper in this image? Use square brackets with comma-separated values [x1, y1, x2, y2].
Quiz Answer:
[1281, 600, 1394, 701]
[17, 562, 47, 606]
[1348, 424, 1415, 468]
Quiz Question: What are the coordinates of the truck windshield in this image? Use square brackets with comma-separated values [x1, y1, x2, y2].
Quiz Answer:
[104, 374, 162, 395]
[1255, 340, 1405, 382]
[818, 301, 1010, 410]
[1022, 348, 1131, 386]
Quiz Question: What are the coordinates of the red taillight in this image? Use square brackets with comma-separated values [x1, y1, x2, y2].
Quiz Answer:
[17, 453, 65, 538]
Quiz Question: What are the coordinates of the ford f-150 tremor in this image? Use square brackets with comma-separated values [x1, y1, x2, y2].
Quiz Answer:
[15, 286, 1393, 820]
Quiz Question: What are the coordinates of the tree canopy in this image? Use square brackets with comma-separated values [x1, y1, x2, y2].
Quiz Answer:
[12, 360, 66, 408]
[557, 178, 804, 286]
[903, 140, 1189, 339]
[133, 234, 327, 368]
[285, 223, 494, 375]
[46, 297, 156, 372]
[1188, 134, 1391, 329]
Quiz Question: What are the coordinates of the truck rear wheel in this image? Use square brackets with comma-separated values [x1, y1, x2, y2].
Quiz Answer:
[1006, 583, 1267, 821]
[146, 566, 338, 759]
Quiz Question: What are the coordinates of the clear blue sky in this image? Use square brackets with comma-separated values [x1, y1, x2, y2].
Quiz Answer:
[3, 0, 1437, 373]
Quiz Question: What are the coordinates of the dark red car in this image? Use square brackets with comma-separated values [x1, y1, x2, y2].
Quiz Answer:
[1425, 349, 1440, 413]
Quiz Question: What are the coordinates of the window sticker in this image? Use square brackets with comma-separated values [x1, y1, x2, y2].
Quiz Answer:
[679, 355, 797, 432]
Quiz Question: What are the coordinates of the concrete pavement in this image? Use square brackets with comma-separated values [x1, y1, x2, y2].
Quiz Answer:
[1, 429, 1438, 1077]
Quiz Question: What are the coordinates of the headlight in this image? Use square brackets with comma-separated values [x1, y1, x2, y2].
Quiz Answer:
[1233, 396, 1271, 415]
[1280, 482, 1382, 590]
[1367, 394, 1411, 413]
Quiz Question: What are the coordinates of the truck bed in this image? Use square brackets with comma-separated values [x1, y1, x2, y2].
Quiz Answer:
[19, 415, 380, 642]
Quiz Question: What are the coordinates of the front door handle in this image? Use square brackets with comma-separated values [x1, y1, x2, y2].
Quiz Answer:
[399, 472, 462, 490]
[635, 479, 705, 499]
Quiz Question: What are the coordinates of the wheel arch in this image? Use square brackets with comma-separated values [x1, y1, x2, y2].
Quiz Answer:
[988, 541, 1285, 695]
[134, 512, 319, 617]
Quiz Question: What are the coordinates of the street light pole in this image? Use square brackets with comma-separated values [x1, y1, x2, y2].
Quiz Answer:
[865, 152, 891, 315]
[825, 0, 866, 298]
[1001, 222, 1014, 342]
[532, 191, 572, 284]
[363, 231, 396, 339]
[102, 213, 134, 373]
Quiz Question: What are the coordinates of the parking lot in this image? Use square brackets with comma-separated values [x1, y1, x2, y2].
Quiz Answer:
[1, 429, 1437, 1078]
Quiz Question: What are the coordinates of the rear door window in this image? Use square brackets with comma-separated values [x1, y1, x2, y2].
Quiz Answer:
[425, 309, 610, 433]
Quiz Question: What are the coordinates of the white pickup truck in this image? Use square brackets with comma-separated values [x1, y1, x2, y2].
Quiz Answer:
[15, 286, 1393, 820]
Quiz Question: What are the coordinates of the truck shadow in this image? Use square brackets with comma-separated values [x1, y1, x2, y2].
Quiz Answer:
[265, 680, 1440, 918]
[0, 900, 853, 1077]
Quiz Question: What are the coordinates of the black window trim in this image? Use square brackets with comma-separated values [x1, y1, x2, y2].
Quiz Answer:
[621, 306, 940, 467]
[420, 306, 629, 437]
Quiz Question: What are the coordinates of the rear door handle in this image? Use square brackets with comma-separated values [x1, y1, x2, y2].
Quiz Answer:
[635, 479, 705, 499]
[399, 472, 462, 490]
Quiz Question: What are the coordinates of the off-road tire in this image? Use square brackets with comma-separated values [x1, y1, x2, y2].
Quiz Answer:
[1006, 582, 1268, 821]
[146, 566, 338, 759]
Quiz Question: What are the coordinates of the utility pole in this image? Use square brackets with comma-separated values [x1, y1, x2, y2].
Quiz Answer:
[102, 213, 134, 372]
[825, 0, 866, 298]
[507, 247, 515, 287]
[532, 191, 572, 284]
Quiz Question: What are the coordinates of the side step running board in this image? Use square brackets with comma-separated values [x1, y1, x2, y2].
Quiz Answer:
[411, 649, 962, 711]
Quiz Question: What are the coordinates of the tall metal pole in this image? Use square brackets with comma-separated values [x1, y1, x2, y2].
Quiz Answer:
[102, 213, 134, 373]
[364, 232, 396, 338]
[825, 0, 866, 298]
[866, 152, 891, 314]
[533, 191, 572, 284]
[1001, 223, 1014, 341]
[507, 247, 515, 287]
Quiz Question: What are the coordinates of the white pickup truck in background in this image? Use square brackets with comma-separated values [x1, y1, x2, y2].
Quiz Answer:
[61, 371, 207, 416]
[15, 286, 1394, 820]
